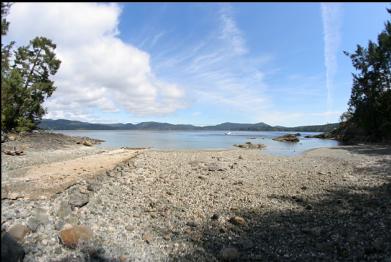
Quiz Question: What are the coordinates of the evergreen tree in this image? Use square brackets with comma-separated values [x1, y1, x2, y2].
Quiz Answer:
[342, 8, 391, 141]
[1, 3, 61, 132]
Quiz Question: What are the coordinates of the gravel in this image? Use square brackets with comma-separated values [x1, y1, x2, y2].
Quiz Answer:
[1, 136, 390, 261]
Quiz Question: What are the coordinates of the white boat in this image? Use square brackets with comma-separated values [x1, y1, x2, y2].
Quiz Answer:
[224, 132, 232, 135]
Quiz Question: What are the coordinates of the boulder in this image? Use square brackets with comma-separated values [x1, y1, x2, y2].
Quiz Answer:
[272, 134, 299, 142]
[69, 188, 89, 209]
[1, 233, 25, 262]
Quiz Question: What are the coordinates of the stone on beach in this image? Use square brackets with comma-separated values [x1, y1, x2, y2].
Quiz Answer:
[69, 188, 89, 209]
[228, 216, 246, 226]
[59, 225, 93, 249]
[142, 232, 153, 244]
[7, 224, 30, 242]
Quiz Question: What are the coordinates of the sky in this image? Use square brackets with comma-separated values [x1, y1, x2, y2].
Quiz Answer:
[4, 3, 390, 126]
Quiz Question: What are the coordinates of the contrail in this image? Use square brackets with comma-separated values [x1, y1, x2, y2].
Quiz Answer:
[321, 3, 341, 123]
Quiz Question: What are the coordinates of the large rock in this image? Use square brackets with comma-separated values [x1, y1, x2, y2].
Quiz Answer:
[272, 134, 299, 142]
[59, 225, 93, 249]
[1, 233, 25, 262]
[7, 224, 30, 242]
[69, 188, 89, 209]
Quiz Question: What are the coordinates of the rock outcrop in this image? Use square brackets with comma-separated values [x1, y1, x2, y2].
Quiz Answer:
[272, 134, 299, 142]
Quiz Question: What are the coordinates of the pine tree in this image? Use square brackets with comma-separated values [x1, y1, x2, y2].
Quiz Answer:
[1, 3, 61, 132]
[342, 8, 391, 141]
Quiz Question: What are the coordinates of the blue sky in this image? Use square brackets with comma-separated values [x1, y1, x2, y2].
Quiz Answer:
[6, 3, 390, 126]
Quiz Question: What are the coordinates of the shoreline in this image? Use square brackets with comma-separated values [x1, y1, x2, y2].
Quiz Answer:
[1, 132, 390, 261]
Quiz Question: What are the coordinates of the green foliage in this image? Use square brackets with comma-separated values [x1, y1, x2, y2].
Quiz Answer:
[1, 3, 61, 132]
[1, 2, 11, 36]
[342, 8, 391, 141]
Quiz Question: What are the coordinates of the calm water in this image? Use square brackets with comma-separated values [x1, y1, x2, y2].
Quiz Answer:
[55, 130, 339, 156]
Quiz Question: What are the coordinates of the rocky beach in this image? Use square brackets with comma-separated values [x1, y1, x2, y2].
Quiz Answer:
[1, 132, 390, 261]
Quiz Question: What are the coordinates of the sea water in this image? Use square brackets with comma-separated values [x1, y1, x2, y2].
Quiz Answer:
[55, 130, 339, 156]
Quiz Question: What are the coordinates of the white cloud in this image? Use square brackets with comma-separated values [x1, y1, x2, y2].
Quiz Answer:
[6, 3, 185, 122]
[255, 111, 342, 126]
[321, 3, 342, 122]
[152, 4, 272, 118]
[219, 4, 247, 55]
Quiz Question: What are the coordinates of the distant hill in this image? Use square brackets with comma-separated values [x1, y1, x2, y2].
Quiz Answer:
[202, 122, 274, 131]
[39, 119, 339, 132]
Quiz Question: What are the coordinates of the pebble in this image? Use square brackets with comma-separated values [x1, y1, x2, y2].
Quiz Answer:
[125, 225, 135, 232]
[142, 232, 153, 244]
[211, 214, 219, 220]
[54, 247, 62, 254]
[228, 216, 246, 226]
[186, 221, 198, 227]
[305, 204, 313, 210]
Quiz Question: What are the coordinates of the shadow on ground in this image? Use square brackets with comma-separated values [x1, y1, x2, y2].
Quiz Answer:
[335, 144, 391, 156]
[172, 156, 391, 261]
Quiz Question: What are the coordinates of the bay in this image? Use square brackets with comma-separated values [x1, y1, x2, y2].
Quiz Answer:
[55, 130, 339, 156]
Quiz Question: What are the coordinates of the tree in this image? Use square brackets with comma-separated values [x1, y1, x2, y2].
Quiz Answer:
[1, 3, 61, 132]
[342, 8, 391, 141]
[1, 2, 11, 36]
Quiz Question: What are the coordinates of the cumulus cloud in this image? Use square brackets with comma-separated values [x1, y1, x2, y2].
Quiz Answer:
[321, 3, 342, 122]
[6, 3, 185, 122]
